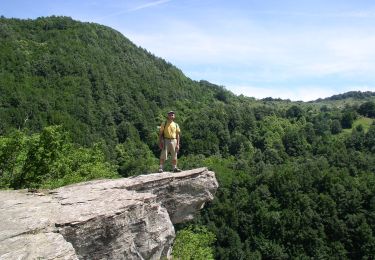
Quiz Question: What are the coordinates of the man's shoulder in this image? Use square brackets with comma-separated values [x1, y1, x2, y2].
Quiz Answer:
[173, 121, 180, 128]
[174, 122, 180, 131]
[162, 121, 179, 128]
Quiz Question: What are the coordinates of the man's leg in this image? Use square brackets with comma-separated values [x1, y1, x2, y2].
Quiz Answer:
[171, 159, 177, 169]
[172, 159, 181, 172]
[159, 159, 165, 172]
[171, 140, 181, 172]
[159, 140, 167, 172]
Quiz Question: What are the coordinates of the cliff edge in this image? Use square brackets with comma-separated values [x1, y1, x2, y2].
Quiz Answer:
[0, 167, 218, 260]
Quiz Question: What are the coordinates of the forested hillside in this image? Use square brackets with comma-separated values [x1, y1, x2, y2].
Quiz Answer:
[1, 16, 375, 259]
[0, 16, 226, 156]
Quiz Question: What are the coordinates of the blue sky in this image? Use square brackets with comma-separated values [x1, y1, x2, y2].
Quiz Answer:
[2, 0, 375, 101]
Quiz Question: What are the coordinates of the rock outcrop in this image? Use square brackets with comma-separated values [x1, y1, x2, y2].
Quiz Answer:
[0, 167, 218, 260]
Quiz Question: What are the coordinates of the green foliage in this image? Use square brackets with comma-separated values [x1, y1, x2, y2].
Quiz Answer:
[351, 117, 374, 132]
[358, 101, 375, 118]
[0, 16, 224, 159]
[365, 123, 375, 152]
[196, 156, 375, 259]
[282, 127, 309, 156]
[115, 138, 158, 177]
[286, 105, 304, 119]
[173, 225, 216, 260]
[0, 130, 27, 187]
[0, 126, 118, 189]
[341, 111, 356, 129]
[321, 91, 375, 101]
[331, 119, 342, 134]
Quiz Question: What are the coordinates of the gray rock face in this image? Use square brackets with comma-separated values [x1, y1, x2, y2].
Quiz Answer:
[0, 167, 218, 260]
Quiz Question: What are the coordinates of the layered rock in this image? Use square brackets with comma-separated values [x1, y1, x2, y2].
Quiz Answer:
[0, 167, 218, 260]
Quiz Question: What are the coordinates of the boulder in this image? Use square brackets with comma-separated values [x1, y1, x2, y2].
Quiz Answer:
[0, 168, 218, 260]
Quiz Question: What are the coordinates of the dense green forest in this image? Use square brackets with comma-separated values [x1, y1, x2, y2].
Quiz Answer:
[1, 16, 375, 259]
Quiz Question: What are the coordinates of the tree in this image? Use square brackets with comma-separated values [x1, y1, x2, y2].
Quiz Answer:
[341, 111, 356, 129]
[0, 126, 118, 189]
[358, 101, 375, 118]
[346, 125, 366, 151]
[282, 128, 308, 156]
[331, 119, 342, 134]
[365, 123, 375, 152]
[286, 105, 304, 119]
[0, 130, 27, 188]
[173, 226, 216, 260]
[115, 138, 158, 177]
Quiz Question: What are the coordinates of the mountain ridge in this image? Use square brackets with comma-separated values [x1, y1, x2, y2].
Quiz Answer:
[1, 15, 373, 146]
[0, 16, 227, 153]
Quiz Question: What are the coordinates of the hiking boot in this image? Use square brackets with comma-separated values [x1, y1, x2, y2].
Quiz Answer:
[173, 168, 182, 173]
[158, 168, 163, 173]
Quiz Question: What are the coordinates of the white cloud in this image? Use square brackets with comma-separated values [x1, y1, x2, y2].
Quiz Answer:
[228, 85, 337, 101]
[335, 10, 375, 18]
[129, 0, 172, 12]
[126, 19, 375, 79]
[228, 84, 375, 102]
[119, 8, 375, 100]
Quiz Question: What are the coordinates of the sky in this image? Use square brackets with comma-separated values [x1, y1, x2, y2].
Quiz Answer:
[2, 0, 375, 101]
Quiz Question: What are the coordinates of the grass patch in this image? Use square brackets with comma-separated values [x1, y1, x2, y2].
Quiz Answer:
[343, 117, 374, 134]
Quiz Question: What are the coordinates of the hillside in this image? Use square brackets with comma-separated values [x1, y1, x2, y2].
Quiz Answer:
[316, 91, 375, 101]
[0, 16, 231, 156]
[310, 91, 375, 109]
[1, 16, 375, 259]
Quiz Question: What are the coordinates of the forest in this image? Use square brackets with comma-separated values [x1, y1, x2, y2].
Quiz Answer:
[1, 16, 375, 259]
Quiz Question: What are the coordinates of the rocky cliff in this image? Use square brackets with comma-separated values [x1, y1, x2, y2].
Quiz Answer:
[0, 168, 218, 260]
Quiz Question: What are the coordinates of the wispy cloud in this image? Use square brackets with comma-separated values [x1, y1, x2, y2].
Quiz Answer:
[334, 10, 375, 18]
[129, 0, 172, 12]
[125, 18, 375, 78]
[96, 0, 172, 21]
[245, 9, 375, 19]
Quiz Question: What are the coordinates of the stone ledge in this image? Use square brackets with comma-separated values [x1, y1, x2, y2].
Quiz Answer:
[0, 168, 218, 260]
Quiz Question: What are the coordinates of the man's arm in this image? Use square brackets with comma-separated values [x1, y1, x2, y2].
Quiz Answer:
[176, 132, 180, 151]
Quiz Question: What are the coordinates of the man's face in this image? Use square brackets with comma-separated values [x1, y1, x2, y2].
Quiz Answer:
[168, 113, 175, 120]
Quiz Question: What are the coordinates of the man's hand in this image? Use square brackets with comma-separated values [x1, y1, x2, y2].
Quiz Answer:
[176, 144, 180, 151]
[159, 141, 164, 150]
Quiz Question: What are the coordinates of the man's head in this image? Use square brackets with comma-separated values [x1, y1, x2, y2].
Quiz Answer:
[167, 111, 175, 120]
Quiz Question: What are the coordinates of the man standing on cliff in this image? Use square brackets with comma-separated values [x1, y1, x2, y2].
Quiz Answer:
[158, 111, 181, 173]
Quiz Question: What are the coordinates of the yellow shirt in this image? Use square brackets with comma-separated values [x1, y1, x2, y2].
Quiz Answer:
[160, 121, 180, 139]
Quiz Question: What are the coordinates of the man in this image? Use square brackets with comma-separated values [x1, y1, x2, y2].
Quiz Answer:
[158, 111, 181, 173]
